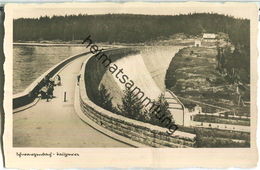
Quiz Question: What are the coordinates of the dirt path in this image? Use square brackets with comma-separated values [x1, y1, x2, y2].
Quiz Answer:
[13, 53, 131, 147]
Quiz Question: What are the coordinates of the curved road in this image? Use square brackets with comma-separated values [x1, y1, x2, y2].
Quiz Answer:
[13, 53, 131, 147]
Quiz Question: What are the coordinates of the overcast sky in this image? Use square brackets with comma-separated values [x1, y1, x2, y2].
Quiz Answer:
[13, 3, 254, 19]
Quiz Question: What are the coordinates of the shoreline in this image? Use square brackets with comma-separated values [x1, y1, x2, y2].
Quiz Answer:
[13, 42, 86, 47]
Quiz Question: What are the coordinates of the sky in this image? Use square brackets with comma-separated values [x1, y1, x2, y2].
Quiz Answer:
[12, 2, 256, 19]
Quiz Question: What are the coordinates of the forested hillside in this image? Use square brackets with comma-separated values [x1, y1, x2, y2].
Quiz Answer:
[14, 13, 249, 47]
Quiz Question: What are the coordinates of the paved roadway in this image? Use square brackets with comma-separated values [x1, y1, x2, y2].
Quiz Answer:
[13, 54, 131, 147]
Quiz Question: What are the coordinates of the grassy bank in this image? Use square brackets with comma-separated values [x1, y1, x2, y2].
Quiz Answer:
[178, 126, 250, 147]
[165, 47, 250, 116]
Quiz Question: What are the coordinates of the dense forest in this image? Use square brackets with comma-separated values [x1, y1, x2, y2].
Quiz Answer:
[14, 13, 249, 47]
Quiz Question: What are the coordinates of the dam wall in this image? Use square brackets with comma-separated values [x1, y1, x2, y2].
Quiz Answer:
[79, 48, 196, 147]
[84, 48, 139, 103]
[100, 46, 184, 107]
[140, 46, 184, 90]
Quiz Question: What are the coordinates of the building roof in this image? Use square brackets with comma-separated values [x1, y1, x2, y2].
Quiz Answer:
[203, 33, 216, 39]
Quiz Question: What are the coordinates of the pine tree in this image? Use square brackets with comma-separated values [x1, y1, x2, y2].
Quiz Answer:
[97, 84, 114, 112]
[149, 94, 174, 127]
[118, 88, 144, 120]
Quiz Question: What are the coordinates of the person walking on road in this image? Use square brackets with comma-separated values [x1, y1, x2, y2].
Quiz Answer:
[55, 74, 62, 86]
[77, 74, 81, 86]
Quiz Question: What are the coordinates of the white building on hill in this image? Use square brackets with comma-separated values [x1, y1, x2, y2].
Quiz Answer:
[202, 33, 216, 41]
[194, 39, 202, 47]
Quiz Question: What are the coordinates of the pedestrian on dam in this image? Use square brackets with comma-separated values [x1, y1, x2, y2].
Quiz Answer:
[43, 76, 50, 85]
[46, 83, 54, 101]
[55, 74, 61, 86]
[77, 74, 81, 85]
[50, 84, 54, 98]
[40, 86, 48, 101]
[50, 78, 55, 87]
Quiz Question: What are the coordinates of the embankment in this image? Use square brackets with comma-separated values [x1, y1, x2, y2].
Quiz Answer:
[165, 46, 250, 116]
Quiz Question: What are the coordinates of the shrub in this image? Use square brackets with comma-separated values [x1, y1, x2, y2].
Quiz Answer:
[149, 94, 175, 128]
[95, 84, 115, 112]
[118, 88, 145, 120]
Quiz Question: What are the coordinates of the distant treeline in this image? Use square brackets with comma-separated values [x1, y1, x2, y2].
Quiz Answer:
[14, 13, 249, 46]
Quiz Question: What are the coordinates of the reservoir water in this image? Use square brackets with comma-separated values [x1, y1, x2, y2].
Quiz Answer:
[13, 45, 87, 94]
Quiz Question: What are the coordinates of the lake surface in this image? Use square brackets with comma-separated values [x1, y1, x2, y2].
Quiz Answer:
[13, 45, 87, 94]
